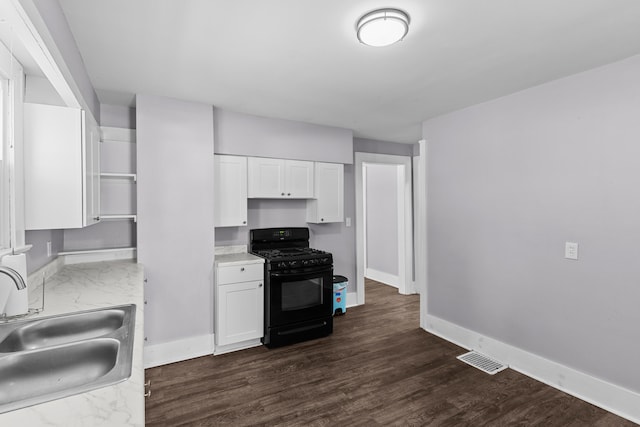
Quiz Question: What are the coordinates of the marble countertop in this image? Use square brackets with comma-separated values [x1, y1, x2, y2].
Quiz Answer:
[214, 252, 265, 267]
[0, 260, 145, 426]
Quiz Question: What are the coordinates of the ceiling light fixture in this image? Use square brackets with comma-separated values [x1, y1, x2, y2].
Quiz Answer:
[356, 8, 410, 47]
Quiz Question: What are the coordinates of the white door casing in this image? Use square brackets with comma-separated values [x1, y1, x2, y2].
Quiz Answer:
[355, 152, 414, 305]
[415, 140, 428, 329]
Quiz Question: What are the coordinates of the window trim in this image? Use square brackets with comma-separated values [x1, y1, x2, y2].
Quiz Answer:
[0, 37, 26, 253]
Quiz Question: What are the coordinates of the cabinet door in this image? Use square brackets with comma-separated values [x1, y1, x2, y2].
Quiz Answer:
[247, 157, 284, 198]
[307, 162, 344, 223]
[216, 280, 264, 346]
[215, 155, 248, 227]
[285, 160, 314, 198]
[24, 103, 84, 230]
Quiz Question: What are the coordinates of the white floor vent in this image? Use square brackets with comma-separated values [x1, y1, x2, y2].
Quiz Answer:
[457, 351, 508, 375]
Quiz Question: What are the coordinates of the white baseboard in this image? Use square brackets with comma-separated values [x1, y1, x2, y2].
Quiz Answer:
[365, 268, 399, 288]
[144, 334, 214, 368]
[346, 291, 359, 307]
[425, 314, 640, 424]
[214, 338, 262, 355]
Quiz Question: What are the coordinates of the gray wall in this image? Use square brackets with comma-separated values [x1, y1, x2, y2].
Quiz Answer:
[354, 137, 415, 157]
[365, 164, 399, 277]
[63, 221, 136, 251]
[423, 54, 640, 393]
[101, 104, 136, 129]
[214, 109, 353, 164]
[137, 94, 215, 345]
[215, 200, 307, 244]
[25, 229, 63, 273]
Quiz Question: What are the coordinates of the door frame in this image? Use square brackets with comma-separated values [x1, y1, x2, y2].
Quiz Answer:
[415, 140, 428, 329]
[355, 152, 414, 305]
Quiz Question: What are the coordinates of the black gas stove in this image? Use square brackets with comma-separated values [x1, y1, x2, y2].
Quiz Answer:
[250, 227, 334, 347]
[251, 247, 332, 271]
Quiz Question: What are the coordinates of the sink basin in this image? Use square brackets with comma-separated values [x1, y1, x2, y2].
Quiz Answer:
[0, 308, 126, 352]
[0, 304, 136, 414]
[0, 339, 119, 403]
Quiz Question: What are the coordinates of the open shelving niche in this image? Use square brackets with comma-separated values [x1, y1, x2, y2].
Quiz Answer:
[101, 167, 137, 222]
[60, 126, 138, 263]
[100, 126, 137, 223]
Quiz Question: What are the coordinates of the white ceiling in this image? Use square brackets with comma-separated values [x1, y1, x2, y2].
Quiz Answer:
[57, 0, 640, 143]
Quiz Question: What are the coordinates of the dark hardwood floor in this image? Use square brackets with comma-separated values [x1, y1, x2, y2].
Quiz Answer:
[145, 279, 634, 426]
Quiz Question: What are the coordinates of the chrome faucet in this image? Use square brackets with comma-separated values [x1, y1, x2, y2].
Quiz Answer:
[0, 258, 34, 321]
[0, 266, 27, 290]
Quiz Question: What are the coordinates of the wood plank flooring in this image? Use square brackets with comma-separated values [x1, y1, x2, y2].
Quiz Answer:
[145, 279, 635, 426]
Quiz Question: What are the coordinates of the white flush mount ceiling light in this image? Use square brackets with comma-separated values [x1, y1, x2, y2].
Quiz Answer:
[356, 8, 410, 47]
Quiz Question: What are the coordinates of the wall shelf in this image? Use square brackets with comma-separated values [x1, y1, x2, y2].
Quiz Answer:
[101, 172, 137, 182]
[100, 214, 137, 222]
[99, 127, 137, 229]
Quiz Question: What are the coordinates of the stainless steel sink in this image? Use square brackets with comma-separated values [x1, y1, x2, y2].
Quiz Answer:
[0, 307, 127, 352]
[0, 304, 136, 414]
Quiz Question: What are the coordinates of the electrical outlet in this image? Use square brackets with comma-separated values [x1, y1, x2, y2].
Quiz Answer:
[46, 241, 52, 257]
[345, 217, 352, 227]
[565, 242, 578, 260]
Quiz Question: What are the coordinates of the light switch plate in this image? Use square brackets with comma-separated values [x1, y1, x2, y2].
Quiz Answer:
[346, 217, 352, 227]
[565, 242, 578, 260]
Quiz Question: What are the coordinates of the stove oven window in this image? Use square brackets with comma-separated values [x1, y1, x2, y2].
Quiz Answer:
[281, 277, 323, 311]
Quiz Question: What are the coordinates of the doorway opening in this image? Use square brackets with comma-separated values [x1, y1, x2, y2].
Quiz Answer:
[355, 152, 414, 305]
[363, 163, 404, 289]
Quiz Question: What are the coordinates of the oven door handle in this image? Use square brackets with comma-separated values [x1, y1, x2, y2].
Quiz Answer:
[270, 266, 333, 278]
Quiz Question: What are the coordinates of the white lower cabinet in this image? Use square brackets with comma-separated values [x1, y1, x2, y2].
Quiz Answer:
[215, 258, 265, 353]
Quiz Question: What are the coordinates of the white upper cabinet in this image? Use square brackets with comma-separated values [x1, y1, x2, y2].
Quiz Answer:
[247, 157, 314, 198]
[24, 103, 100, 230]
[247, 157, 283, 198]
[215, 155, 248, 227]
[285, 160, 315, 198]
[306, 162, 344, 223]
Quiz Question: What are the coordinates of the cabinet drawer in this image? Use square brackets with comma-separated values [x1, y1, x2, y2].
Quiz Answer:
[217, 263, 264, 284]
